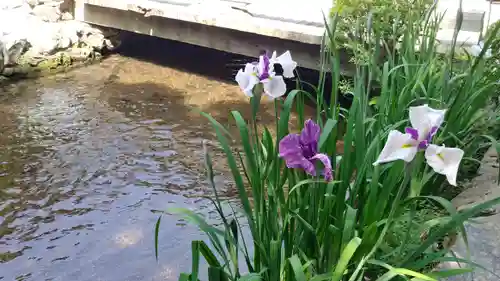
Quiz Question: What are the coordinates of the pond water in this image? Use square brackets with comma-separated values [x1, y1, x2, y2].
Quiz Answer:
[0, 37, 312, 281]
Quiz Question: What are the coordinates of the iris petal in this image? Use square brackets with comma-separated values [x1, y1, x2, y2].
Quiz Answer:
[409, 104, 446, 142]
[279, 120, 331, 181]
[425, 144, 464, 186]
[271, 50, 297, 78]
[279, 134, 308, 169]
[235, 63, 259, 97]
[373, 130, 418, 165]
[300, 119, 320, 156]
[310, 153, 333, 181]
[262, 75, 287, 99]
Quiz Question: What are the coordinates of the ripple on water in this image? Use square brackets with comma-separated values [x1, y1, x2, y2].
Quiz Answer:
[0, 56, 251, 281]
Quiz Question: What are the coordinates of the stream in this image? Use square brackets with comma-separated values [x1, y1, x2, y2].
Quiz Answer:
[0, 36, 305, 281]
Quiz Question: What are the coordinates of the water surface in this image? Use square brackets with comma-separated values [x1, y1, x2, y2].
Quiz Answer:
[0, 49, 302, 280]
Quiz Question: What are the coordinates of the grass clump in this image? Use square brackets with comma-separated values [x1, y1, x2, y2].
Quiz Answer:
[155, 2, 500, 281]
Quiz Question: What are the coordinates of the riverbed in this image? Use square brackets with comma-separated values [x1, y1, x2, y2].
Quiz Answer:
[0, 37, 312, 281]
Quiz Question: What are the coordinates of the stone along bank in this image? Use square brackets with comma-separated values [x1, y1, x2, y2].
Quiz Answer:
[0, 0, 118, 78]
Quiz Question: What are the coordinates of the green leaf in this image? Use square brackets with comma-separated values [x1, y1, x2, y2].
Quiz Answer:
[155, 216, 161, 261]
[404, 195, 470, 261]
[403, 196, 500, 266]
[279, 90, 301, 139]
[197, 240, 222, 267]
[319, 118, 338, 150]
[178, 273, 190, 281]
[310, 272, 333, 281]
[200, 112, 253, 224]
[191, 241, 200, 281]
[392, 268, 435, 281]
[168, 208, 225, 236]
[374, 271, 398, 281]
[433, 256, 500, 278]
[289, 255, 307, 281]
[423, 268, 473, 279]
[331, 237, 362, 281]
[168, 207, 229, 265]
[232, 111, 258, 181]
[342, 206, 357, 250]
[369, 260, 436, 281]
[208, 266, 229, 281]
[238, 273, 262, 281]
[289, 179, 340, 195]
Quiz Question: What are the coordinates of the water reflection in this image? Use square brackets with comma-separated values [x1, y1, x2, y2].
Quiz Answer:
[0, 55, 259, 281]
[0, 35, 314, 279]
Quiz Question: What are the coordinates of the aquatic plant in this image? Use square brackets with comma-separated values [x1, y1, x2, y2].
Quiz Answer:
[155, 3, 500, 281]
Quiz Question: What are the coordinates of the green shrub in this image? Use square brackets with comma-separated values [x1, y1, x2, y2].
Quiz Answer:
[331, 0, 433, 65]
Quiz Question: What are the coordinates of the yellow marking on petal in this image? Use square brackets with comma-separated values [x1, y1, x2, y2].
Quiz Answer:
[437, 153, 444, 160]
[401, 144, 413, 148]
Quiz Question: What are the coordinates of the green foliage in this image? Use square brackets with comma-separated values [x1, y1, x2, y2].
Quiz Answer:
[331, 0, 433, 65]
[485, 20, 500, 62]
[482, 20, 500, 101]
[365, 12, 500, 191]
[154, 3, 500, 281]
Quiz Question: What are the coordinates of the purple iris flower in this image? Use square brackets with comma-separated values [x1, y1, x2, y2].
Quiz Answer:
[279, 119, 333, 181]
[257, 51, 271, 80]
[405, 126, 438, 149]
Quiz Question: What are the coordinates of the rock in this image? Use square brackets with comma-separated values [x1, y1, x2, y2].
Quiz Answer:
[0, 0, 112, 78]
[40, 0, 65, 4]
[2, 67, 15, 76]
[59, 20, 83, 46]
[27, 0, 63, 5]
[59, 20, 107, 49]
[66, 47, 93, 61]
[104, 39, 117, 50]
[60, 11, 73, 21]
[56, 36, 71, 49]
[31, 3, 61, 22]
[26, 23, 64, 54]
[449, 147, 500, 280]
[0, 0, 24, 10]
[0, 39, 29, 72]
[0, 4, 34, 36]
[26, 0, 39, 7]
[4, 39, 29, 65]
[81, 33, 106, 50]
[18, 50, 46, 66]
[0, 42, 6, 74]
